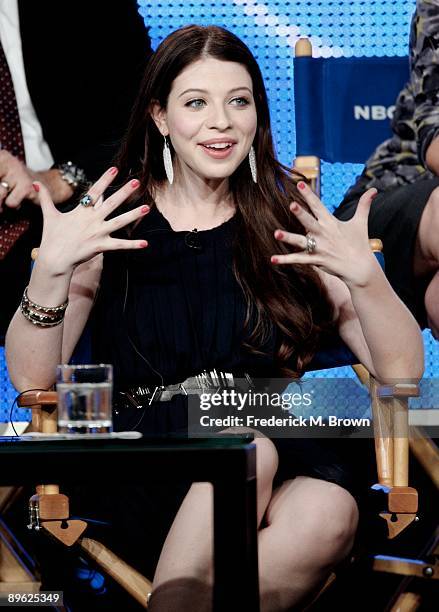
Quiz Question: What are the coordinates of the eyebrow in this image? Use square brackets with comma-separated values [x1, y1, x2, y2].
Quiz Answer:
[178, 86, 253, 98]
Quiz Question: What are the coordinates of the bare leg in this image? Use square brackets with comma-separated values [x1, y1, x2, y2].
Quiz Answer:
[413, 187, 439, 336]
[149, 456, 358, 611]
[258, 476, 359, 612]
[424, 271, 439, 338]
[149, 433, 279, 612]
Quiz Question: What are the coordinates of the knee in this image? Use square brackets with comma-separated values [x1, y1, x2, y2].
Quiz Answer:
[303, 484, 359, 568]
[427, 186, 439, 209]
[254, 437, 279, 490]
[220, 427, 279, 490]
[419, 187, 439, 260]
[422, 186, 439, 238]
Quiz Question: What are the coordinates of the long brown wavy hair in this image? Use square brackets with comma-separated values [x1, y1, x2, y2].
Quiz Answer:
[115, 24, 335, 378]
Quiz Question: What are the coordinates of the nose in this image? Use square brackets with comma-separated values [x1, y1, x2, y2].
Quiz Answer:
[206, 103, 232, 131]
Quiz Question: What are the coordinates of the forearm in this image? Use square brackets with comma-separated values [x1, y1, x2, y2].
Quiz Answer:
[347, 268, 424, 382]
[5, 262, 73, 391]
[5, 252, 103, 391]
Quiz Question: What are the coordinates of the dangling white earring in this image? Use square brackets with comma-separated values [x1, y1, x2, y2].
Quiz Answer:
[163, 135, 174, 185]
[248, 145, 257, 183]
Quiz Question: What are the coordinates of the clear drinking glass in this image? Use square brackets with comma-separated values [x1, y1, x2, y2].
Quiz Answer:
[56, 364, 113, 433]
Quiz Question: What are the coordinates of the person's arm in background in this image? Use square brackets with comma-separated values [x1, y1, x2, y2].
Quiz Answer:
[410, 0, 439, 174]
[1, 0, 152, 211]
[37, 0, 153, 186]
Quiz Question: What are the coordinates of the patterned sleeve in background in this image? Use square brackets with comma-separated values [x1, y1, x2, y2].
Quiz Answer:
[343, 0, 439, 202]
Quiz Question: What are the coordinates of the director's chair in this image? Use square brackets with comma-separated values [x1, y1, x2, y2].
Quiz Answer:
[1, 48, 424, 604]
[12, 367, 420, 610]
[293, 38, 438, 610]
[293, 37, 409, 197]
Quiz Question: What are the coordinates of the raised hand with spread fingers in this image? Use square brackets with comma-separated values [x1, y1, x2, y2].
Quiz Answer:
[33, 166, 149, 276]
[271, 181, 380, 289]
[271, 180, 423, 382]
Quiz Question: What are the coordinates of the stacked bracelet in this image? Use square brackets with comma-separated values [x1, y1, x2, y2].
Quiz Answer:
[20, 287, 68, 328]
[55, 161, 90, 192]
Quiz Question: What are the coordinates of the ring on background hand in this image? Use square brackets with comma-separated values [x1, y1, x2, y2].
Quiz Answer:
[305, 233, 317, 254]
[0, 180, 11, 192]
[79, 193, 93, 207]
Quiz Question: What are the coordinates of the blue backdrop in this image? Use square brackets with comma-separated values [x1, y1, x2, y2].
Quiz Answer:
[3, 0, 435, 422]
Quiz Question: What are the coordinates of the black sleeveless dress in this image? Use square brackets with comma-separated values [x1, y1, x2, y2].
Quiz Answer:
[86, 205, 372, 577]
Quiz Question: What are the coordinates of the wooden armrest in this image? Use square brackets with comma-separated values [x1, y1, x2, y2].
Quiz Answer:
[376, 383, 420, 399]
[292, 156, 320, 194]
[17, 391, 57, 408]
[17, 391, 57, 433]
[369, 238, 383, 252]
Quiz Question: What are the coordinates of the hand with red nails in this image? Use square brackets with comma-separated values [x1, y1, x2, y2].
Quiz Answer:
[272, 181, 380, 288]
[32, 167, 149, 275]
[0, 149, 76, 213]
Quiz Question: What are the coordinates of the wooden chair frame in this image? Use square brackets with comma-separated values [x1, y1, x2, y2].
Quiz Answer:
[1, 48, 423, 601]
[293, 37, 439, 610]
[9, 372, 419, 608]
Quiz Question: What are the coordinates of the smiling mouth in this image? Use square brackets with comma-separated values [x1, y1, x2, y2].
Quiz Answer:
[199, 143, 236, 159]
[201, 143, 234, 150]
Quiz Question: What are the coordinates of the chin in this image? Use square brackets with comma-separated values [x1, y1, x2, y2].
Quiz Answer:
[207, 158, 245, 175]
[195, 166, 238, 181]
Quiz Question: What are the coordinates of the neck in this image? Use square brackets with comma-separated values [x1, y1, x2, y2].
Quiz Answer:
[153, 165, 235, 230]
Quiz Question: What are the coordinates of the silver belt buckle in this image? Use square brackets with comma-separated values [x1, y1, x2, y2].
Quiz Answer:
[195, 369, 235, 392]
[139, 370, 255, 404]
[148, 385, 165, 405]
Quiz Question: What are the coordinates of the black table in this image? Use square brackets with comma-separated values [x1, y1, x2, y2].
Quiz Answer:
[0, 435, 259, 611]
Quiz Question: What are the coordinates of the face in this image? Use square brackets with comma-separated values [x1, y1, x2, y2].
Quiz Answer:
[153, 57, 257, 182]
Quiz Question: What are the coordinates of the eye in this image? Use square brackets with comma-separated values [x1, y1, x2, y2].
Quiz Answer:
[185, 99, 206, 109]
[230, 97, 250, 106]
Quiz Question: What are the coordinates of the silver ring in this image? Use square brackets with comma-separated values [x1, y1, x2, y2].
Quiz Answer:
[0, 180, 11, 192]
[79, 193, 93, 207]
[305, 234, 317, 254]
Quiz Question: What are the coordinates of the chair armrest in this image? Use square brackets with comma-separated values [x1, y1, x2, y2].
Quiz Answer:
[17, 391, 57, 407]
[17, 391, 58, 433]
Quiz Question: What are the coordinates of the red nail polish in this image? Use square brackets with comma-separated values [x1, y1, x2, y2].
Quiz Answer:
[275, 230, 284, 239]
[141, 206, 149, 214]
[131, 179, 140, 188]
[290, 202, 297, 211]
[297, 182, 306, 190]
[109, 167, 118, 176]
[32, 183, 39, 192]
[139, 240, 148, 248]
[271, 256, 278, 264]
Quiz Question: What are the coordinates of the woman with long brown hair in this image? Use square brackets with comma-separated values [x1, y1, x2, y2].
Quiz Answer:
[6, 25, 423, 611]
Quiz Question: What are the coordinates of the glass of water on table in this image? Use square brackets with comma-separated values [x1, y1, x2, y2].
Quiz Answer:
[56, 364, 113, 433]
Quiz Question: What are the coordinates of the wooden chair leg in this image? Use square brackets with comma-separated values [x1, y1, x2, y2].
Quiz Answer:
[27, 485, 153, 607]
[409, 426, 439, 490]
[0, 519, 40, 594]
[18, 390, 153, 607]
[371, 378, 394, 487]
[368, 380, 419, 538]
[390, 592, 422, 612]
[80, 538, 152, 608]
[0, 486, 24, 515]
[302, 572, 337, 611]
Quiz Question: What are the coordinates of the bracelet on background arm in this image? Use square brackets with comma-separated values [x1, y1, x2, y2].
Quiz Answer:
[55, 161, 91, 193]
